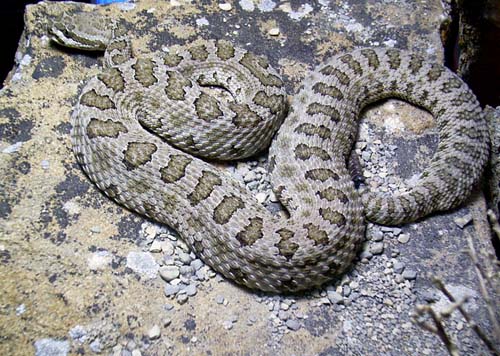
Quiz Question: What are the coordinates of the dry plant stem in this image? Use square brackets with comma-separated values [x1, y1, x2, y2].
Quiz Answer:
[487, 209, 500, 243]
[434, 252, 499, 355]
[466, 229, 500, 347]
[414, 304, 459, 356]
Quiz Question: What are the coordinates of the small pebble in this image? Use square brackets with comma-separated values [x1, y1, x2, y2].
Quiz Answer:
[178, 252, 192, 264]
[149, 240, 163, 253]
[177, 294, 189, 304]
[41, 160, 50, 170]
[393, 261, 405, 274]
[184, 284, 197, 296]
[159, 266, 180, 282]
[369, 242, 384, 255]
[148, 325, 161, 340]
[215, 295, 225, 304]
[397, 234, 410, 244]
[402, 269, 417, 280]
[268, 28, 280, 36]
[454, 214, 472, 228]
[190, 259, 204, 270]
[219, 2, 232, 11]
[285, 319, 301, 331]
[372, 230, 384, 242]
[164, 284, 180, 297]
[131, 350, 142, 356]
[256, 192, 267, 203]
[222, 320, 233, 330]
[327, 291, 344, 304]
[89, 339, 102, 353]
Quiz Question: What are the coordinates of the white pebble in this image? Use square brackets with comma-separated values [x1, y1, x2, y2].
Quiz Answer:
[219, 3, 232, 11]
[268, 28, 280, 36]
[148, 325, 161, 340]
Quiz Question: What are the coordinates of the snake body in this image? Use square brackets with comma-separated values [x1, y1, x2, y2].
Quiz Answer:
[49, 12, 489, 292]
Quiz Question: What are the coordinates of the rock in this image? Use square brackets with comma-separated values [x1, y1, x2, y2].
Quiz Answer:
[34, 339, 70, 356]
[177, 293, 188, 304]
[222, 320, 233, 330]
[178, 252, 192, 264]
[393, 261, 405, 274]
[164, 284, 180, 297]
[256, 192, 267, 203]
[126, 252, 159, 279]
[215, 295, 225, 304]
[219, 2, 232, 11]
[190, 259, 204, 270]
[148, 325, 161, 340]
[162, 241, 175, 255]
[402, 269, 417, 280]
[149, 240, 163, 252]
[328, 291, 344, 304]
[369, 242, 384, 255]
[285, 319, 301, 331]
[159, 266, 180, 282]
[397, 234, 410, 244]
[184, 284, 197, 296]
[372, 230, 384, 242]
[454, 214, 473, 228]
[269, 27, 280, 36]
[89, 338, 101, 353]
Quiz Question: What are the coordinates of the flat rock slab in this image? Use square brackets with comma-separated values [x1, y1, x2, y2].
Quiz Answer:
[0, 1, 498, 355]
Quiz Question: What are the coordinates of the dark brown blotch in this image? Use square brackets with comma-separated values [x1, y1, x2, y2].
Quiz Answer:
[275, 228, 299, 260]
[294, 143, 331, 161]
[303, 223, 329, 245]
[165, 71, 192, 101]
[312, 82, 344, 100]
[213, 195, 245, 225]
[239, 52, 283, 87]
[306, 103, 341, 122]
[160, 154, 192, 183]
[235, 217, 263, 247]
[80, 89, 115, 110]
[253, 91, 285, 115]
[305, 168, 339, 182]
[319, 65, 350, 85]
[320, 207, 346, 226]
[122, 142, 158, 170]
[230, 103, 263, 128]
[385, 49, 401, 70]
[86, 118, 128, 139]
[188, 170, 222, 206]
[360, 48, 380, 69]
[133, 58, 157, 87]
[317, 187, 348, 203]
[194, 92, 223, 122]
[427, 63, 445, 82]
[339, 54, 363, 75]
[216, 40, 235, 60]
[294, 123, 331, 140]
[188, 43, 209, 61]
[98, 67, 125, 92]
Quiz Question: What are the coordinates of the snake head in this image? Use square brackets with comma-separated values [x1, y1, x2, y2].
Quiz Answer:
[48, 12, 112, 51]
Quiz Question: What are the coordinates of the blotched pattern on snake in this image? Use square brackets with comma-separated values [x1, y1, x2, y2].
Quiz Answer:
[48, 12, 489, 292]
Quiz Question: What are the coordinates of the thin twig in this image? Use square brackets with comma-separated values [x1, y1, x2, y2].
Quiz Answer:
[413, 304, 459, 356]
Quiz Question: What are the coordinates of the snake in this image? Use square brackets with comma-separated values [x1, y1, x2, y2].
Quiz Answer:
[48, 11, 490, 293]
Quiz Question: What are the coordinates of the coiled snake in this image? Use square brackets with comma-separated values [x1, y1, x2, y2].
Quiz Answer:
[49, 12, 489, 292]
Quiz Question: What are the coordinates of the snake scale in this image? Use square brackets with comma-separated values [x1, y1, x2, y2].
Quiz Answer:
[49, 12, 489, 292]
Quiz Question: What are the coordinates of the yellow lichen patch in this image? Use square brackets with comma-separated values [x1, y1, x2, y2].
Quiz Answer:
[314, 32, 353, 61]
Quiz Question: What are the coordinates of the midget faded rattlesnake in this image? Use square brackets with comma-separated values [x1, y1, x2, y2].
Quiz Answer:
[49, 12, 489, 292]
